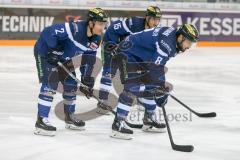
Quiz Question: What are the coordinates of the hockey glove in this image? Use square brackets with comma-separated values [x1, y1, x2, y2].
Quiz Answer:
[150, 82, 173, 97]
[79, 76, 95, 99]
[104, 42, 118, 56]
[47, 48, 64, 66]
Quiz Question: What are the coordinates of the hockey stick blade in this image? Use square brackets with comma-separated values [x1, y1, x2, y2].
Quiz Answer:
[159, 101, 194, 152]
[169, 94, 217, 118]
[196, 112, 217, 118]
[172, 144, 194, 152]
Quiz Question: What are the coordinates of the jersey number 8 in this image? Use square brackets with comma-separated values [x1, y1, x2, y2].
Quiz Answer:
[155, 56, 163, 65]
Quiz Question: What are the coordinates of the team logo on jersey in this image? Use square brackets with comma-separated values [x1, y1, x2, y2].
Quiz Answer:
[89, 42, 99, 50]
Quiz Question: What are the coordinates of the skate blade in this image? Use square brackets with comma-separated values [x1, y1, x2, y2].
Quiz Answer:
[34, 127, 56, 137]
[96, 108, 110, 115]
[142, 125, 166, 133]
[65, 124, 86, 131]
[110, 131, 133, 140]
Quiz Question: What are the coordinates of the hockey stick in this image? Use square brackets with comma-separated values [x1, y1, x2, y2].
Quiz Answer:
[160, 104, 194, 152]
[129, 86, 216, 118]
[154, 94, 216, 152]
[153, 96, 194, 152]
[147, 85, 216, 118]
[169, 94, 217, 118]
[57, 61, 143, 129]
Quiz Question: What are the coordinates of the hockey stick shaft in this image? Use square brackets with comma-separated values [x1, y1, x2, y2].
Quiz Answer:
[57, 62, 143, 128]
[162, 106, 194, 152]
[169, 94, 216, 118]
[161, 106, 175, 145]
[155, 95, 194, 152]
[57, 62, 105, 102]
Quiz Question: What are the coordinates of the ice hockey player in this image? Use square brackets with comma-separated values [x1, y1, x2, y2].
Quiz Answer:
[33, 8, 108, 136]
[110, 24, 199, 140]
[98, 6, 162, 114]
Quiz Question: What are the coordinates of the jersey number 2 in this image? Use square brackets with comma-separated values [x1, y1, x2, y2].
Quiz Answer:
[55, 28, 65, 34]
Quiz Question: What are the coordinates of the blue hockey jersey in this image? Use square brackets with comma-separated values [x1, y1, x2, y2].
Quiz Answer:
[34, 20, 101, 76]
[119, 26, 180, 84]
[35, 20, 101, 59]
[103, 16, 145, 44]
[122, 26, 179, 66]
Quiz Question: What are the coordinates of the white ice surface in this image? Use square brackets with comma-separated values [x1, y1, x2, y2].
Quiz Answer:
[0, 46, 240, 160]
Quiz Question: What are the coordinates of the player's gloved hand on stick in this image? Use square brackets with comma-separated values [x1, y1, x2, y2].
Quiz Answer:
[104, 42, 118, 56]
[155, 94, 169, 108]
[47, 48, 64, 66]
[79, 76, 95, 99]
[151, 82, 173, 96]
[151, 82, 172, 107]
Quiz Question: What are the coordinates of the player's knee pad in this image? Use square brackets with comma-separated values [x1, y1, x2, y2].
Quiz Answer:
[100, 72, 112, 90]
[63, 80, 77, 101]
[119, 91, 135, 106]
[39, 84, 56, 98]
[63, 78, 77, 91]
[63, 83, 77, 92]
[137, 96, 156, 111]
[38, 84, 56, 107]
[63, 91, 77, 101]
[100, 73, 112, 87]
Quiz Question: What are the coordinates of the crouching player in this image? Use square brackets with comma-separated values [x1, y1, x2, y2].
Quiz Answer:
[110, 24, 199, 139]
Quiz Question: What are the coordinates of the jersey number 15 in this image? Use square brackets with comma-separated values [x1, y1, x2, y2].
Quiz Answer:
[114, 23, 121, 30]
